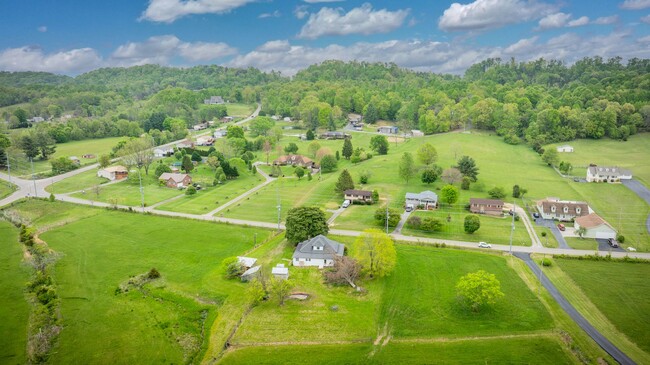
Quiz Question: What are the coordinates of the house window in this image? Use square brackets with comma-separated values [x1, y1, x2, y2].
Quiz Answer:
[576, 208, 581, 214]
[551, 206, 556, 213]
[563, 206, 569, 213]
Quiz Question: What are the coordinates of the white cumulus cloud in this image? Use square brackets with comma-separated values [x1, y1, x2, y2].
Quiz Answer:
[111, 35, 236, 66]
[0, 46, 102, 74]
[537, 12, 572, 30]
[567, 16, 590, 27]
[439, 0, 558, 31]
[140, 0, 256, 23]
[298, 3, 409, 39]
[258, 10, 281, 19]
[620, 0, 650, 10]
[593, 15, 619, 25]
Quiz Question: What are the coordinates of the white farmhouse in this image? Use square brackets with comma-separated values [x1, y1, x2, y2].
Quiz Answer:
[292, 235, 345, 268]
[574, 213, 617, 239]
[556, 145, 574, 153]
[586, 164, 632, 183]
[97, 165, 128, 181]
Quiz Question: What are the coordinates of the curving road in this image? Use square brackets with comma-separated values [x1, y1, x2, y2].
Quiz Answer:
[515, 252, 635, 365]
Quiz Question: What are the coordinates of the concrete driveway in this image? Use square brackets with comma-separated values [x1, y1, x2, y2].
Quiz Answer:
[392, 209, 413, 234]
[535, 218, 571, 249]
[596, 238, 626, 253]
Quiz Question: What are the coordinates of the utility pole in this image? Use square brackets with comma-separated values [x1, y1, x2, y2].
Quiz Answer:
[138, 168, 145, 212]
[30, 157, 38, 198]
[385, 198, 389, 234]
[5, 153, 11, 185]
[276, 180, 281, 231]
[509, 201, 515, 255]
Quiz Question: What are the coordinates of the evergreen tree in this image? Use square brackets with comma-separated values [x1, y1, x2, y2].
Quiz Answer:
[335, 169, 355, 194]
[182, 155, 194, 173]
[342, 138, 353, 160]
[456, 155, 479, 182]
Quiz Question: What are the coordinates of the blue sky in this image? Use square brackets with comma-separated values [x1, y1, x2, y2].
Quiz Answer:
[0, 0, 648, 75]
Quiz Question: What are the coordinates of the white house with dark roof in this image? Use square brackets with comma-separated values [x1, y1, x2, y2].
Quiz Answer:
[292, 235, 345, 268]
[405, 191, 438, 210]
[536, 198, 592, 222]
[586, 164, 632, 183]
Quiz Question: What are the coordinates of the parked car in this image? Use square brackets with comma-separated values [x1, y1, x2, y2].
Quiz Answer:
[573, 177, 580, 182]
[532, 212, 540, 219]
[405, 204, 414, 212]
[342, 200, 351, 208]
[607, 238, 619, 248]
[478, 242, 491, 248]
[557, 223, 565, 231]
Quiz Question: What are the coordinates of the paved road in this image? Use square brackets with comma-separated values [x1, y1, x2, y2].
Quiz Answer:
[392, 209, 412, 234]
[622, 179, 650, 234]
[536, 218, 571, 249]
[513, 204, 542, 248]
[514, 253, 635, 365]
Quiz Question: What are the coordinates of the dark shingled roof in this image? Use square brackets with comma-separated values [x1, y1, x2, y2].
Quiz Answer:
[345, 189, 372, 197]
[293, 235, 345, 260]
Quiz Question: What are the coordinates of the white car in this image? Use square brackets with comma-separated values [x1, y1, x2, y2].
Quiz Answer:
[627, 247, 637, 252]
[478, 242, 491, 248]
[342, 200, 351, 208]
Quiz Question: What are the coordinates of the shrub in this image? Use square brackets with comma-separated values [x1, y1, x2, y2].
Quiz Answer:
[541, 231, 547, 237]
[540, 258, 552, 267]
[488, 186, 506, 199]
[147, 268, 161, 279]
[616, 234, 625, 243]
[421, 217, 443, 232]
[406, 215, 422, 229]
[186, 186, 197, 195]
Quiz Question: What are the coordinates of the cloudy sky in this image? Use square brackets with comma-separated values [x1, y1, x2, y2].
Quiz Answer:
[0, 0, 649, 76]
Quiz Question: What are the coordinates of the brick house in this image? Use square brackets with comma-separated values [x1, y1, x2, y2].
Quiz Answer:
[159, 173, 192, 188]
[344, 189, 373, 204]
[469, 198, 504, 216]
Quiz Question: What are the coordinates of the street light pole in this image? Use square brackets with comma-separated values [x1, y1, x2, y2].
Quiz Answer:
[30, 157, 38, 198]
[509, 201, 515, 255]
[138, 168, 145, 212]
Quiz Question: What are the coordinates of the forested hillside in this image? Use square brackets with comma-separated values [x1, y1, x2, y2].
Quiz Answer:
[1, 57, 649, 150]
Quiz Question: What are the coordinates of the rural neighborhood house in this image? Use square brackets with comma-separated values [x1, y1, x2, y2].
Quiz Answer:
[536, 198, 592, 221]
[469, 198, 504, 216]
[292, 235, 345, 268]
[159, 173, 192, 188]
[344, 189, 373, 204]
[405, 191, 438, 210]
[586, 164, 633, 183]
[574, 213, 617, 239]
[97, 166, 128, 181]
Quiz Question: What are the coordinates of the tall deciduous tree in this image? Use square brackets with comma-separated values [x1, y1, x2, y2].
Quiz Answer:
[121, 137, 155, 175]
[421, 165, 442, 184]
[249, 116, 275, 137]
[417, 143, 438, 166]
[342, 138, 353, 160]
[441, 168, 463, 185]
[456, 156, 479, 182]
[320, 154, 337, 172]
[335, 169, 354, 193]
[354, 229, 396, 278]
[440, 184, 459, 205]
[369, 135, 389, 155]
[295, 166, 305, 180]
[20, 135, 39, 159]
[324, 256, 361, 289]
[541, 148, 559, 166]
[464, 214, 481, 234]
[269, 277, 293, 306]
[456, 270, 504, 312]
[284, 143, 299, 154]
[285, 206, 329, 244]
[398, 152, 417, 183]
[308, 141, 321, 158]
[98, 154, 111, 168]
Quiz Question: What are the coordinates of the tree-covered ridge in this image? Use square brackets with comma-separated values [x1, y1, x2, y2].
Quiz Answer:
[0, 71, 72, 87]
[261, 57, 650, 146]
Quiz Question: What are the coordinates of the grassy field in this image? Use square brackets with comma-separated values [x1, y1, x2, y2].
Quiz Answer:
[380, 246, 552, 338]
[400, 208, 531, 246]
[0, 181, 16, 199]
[546, 133, 650, 187]
[226, 103, 256, 117]
[69, 174, 183, 207]
[0, 221, 29, 364]
[221, 336, 575, 364]
[8, 137, 125, 177]
[31, 204, 273, 364]
[156, 167, 264, 215]
[45, 167, 109, 194]
[548, 258, 650, 363]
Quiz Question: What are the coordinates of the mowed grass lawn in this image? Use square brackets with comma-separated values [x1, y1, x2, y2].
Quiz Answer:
[546, 133, 650, 187]
[39, 207, 273, 364]
[0, 221, 29, 364]
[226, 103, 256, 117]
[381, 246, 553, 338]
[0, 181, 16, 199]
[220, 336, 574, 364]
[69, 174, 183, 206]
[554, 259, 650, 358]
[46, 167, 109, 194]
[8, 137, 126, 177]
[157, 168, 264, 215]
[401, 208, 531, 246]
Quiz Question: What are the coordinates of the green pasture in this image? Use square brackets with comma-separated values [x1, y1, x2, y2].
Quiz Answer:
[220, 336, 575, 364]
[0, 221, 29, 364]
[157, 170, 264, 215]
[8, 137, 125, 177]
[380, 246, 552, 338]
[547, 258, 650, 363]
[36, 206, 272, 364]
[401, 208, 531, 246]
[546, 133, 650, 187]
[45, 167, 109, 194]
[69, 174, 183, 207]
